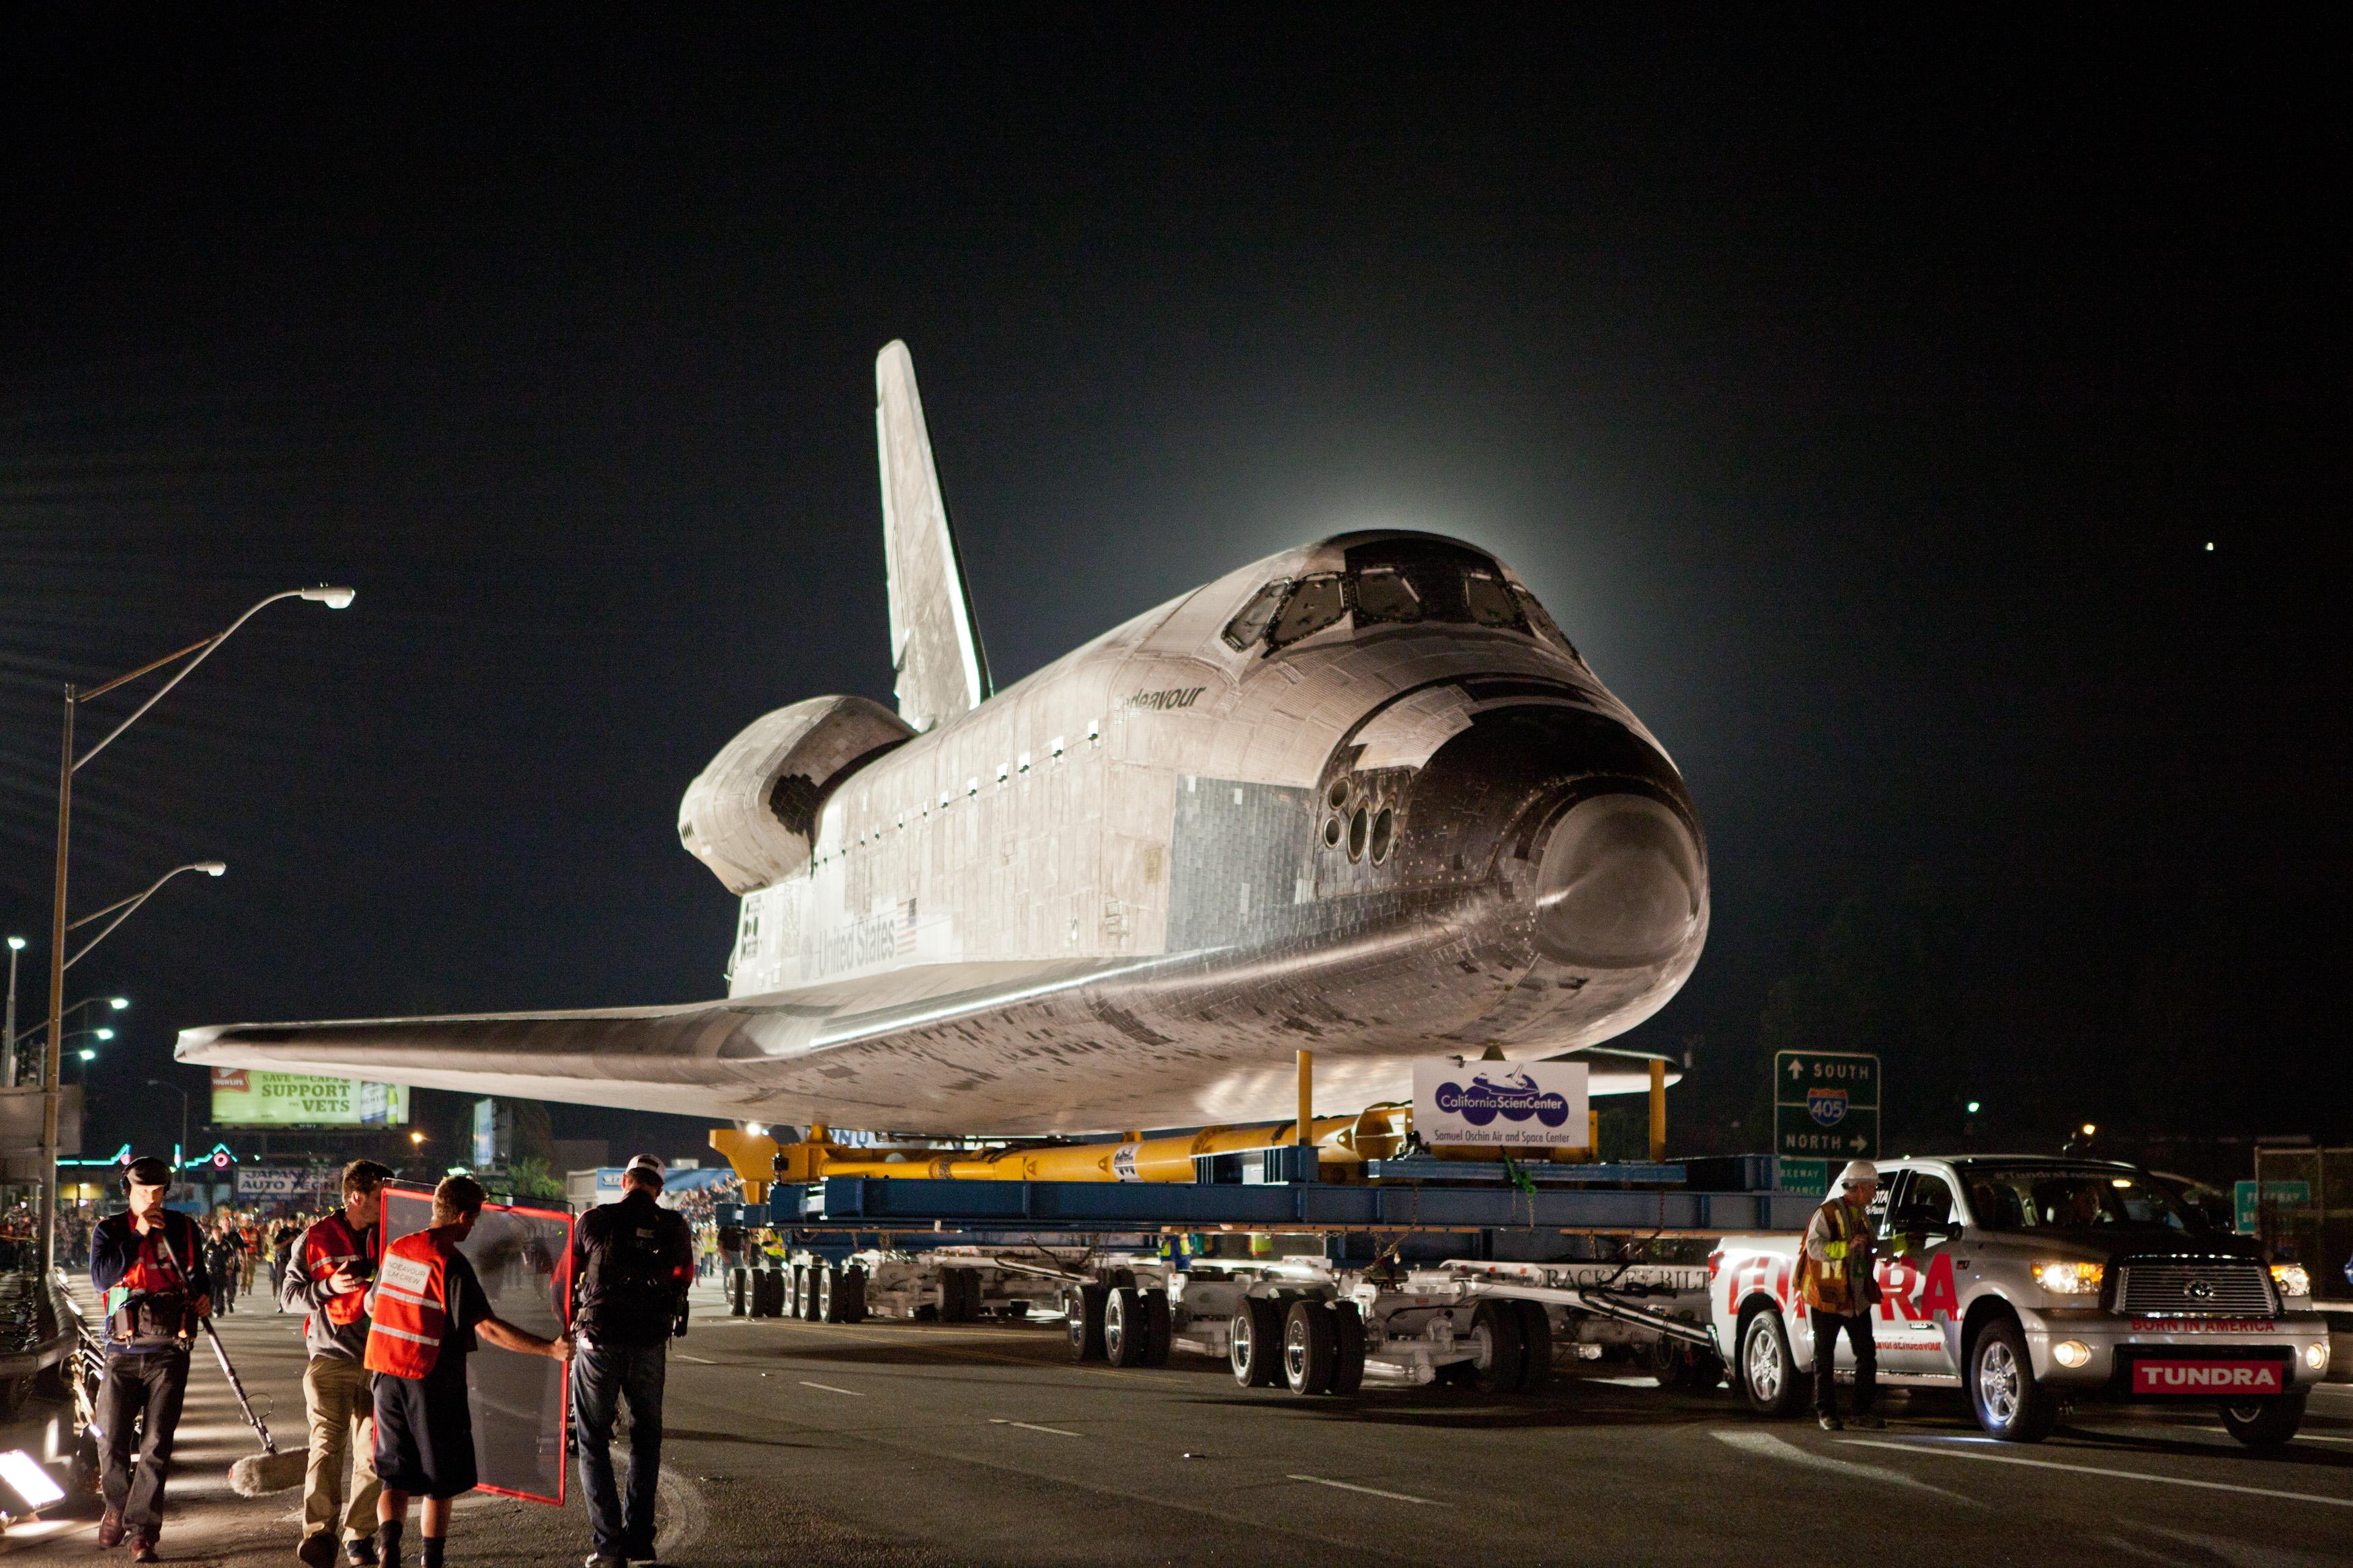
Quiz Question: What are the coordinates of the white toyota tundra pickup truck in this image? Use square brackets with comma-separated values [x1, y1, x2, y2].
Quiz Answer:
[1708, 1155, 2330, 1444]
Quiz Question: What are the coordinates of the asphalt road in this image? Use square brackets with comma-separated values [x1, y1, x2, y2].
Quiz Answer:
[8, 1280, 2352, 1566]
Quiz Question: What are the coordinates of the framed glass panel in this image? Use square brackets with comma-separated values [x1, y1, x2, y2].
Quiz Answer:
[1221, 580, 1291, 651]
[1462, 570, 1524, 630]
[1267, 574, 1346, 647]
[1351, 566, 1423, 624]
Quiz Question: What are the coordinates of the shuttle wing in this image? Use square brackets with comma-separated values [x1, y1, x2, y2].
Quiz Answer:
[175, 955, 1166, 1132]
[875, 341, 990, 732]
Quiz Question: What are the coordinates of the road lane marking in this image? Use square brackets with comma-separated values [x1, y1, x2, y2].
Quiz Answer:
[2191, 1424, 2353, 1446]
[1287, 1475, 1438, 1506]
[1712, 1431, 1979, 1503]
[797, 1380, 866, 1397]
[989, 1418, 1081, 1437]
[1840, 1439, 2353, 1509]
[676, 1354, 717, 1364]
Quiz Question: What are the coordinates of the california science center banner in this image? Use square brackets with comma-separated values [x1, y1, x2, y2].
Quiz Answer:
[208, 1068, 410, 1127]
[1412, 1059, 1590, 1148]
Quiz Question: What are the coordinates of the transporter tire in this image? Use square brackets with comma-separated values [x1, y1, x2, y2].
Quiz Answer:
[2219, 1389, 2307, 1448]
[782, 1266, 801, 1319]
[1105, 1288, 1149, 1367]
[1066, 1284, 1109, 1362]
[728, 1268, 748, 1317]
[1737, 1306, 1804, 1417]
[958, 1268, 985, 1321]
[1283, 1298, 1338, 1395]
[1513, 1301, 1553, 1395]
[1141, 1289, 1173, 1367]
[1230, 1297, 1285, 1388]
[803, 1262, 830, 1322]
[818, 1262, 865, 1323]
[939, 1268, 973, 1323]
[1968, 1316, 2058, 1442]
[1470, 1300, 1526, 1395]
[1328, 1301, 1366, 1396]
[760, 1268, 787, 1319]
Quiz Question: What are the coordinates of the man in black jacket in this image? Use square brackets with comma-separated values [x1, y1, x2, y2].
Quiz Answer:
[568, 1154, 692, 1568]
[89, 1154, 214, 1563]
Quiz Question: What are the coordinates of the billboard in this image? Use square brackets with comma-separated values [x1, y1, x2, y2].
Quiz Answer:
[1412, 1059, 1589, 1148]
[209, 1068, 409, 1127]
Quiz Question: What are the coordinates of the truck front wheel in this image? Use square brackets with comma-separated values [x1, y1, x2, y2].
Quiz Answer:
[1738, 1306, 1804, 1417]
[2219, 1389, 2307, 1448]
[1968, 1317, 2057, 1442]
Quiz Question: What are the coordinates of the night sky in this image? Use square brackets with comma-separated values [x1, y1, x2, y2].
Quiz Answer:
[3, 15, 2342, 1173]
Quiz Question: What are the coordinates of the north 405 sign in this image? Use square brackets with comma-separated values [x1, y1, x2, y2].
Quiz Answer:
[1773, 1050, 1880, 1158]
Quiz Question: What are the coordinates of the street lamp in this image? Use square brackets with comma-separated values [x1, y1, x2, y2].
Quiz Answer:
[39, 585, 354, 1272]
[28, 994, 132, 1037]
[65, 862, 227, 970]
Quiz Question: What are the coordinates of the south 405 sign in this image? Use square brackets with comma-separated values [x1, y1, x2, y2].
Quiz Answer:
[1773, 1050, 1880, 1159]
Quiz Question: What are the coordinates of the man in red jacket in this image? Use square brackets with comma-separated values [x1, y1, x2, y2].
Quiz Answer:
[283, 1159, 395, 1568]
[89, 1155, 214, 1563]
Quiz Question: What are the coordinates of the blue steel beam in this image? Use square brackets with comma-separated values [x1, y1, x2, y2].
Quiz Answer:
[751, 1179, 1816, 1233]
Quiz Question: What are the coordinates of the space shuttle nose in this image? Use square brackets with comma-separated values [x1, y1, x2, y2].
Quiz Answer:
[1531, 793, 1705, 969]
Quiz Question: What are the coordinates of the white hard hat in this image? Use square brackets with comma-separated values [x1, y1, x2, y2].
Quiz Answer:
[1839, 1159, 1880, 1188]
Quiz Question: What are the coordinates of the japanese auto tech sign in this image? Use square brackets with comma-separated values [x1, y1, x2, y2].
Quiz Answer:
[2131, 1360, 2282, 1395]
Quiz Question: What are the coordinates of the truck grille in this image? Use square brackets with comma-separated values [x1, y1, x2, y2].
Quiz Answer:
[2113, 1257, 2276, 1317]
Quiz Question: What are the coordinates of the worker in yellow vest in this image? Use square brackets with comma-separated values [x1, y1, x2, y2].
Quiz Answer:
[1796, 1159, 1920, 1431]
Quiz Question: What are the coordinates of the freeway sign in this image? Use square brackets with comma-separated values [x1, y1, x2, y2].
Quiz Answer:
[1772, 1050, 1880, 1160]
[2233, 1178, 2313, 1234]
[1776, 1157, 1831, 1194]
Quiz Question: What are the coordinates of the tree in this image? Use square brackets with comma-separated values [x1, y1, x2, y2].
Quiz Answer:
[1755, 866, 1967, 1144]
[506, 1156, 565, 1201]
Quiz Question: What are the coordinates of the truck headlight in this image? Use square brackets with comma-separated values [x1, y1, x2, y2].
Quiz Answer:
[2032, 1260, 2104, 1295]
[2052, 1339, 2091, 1368]
[2305, 1342, 2330, 1373]
[2270, 1263, 2311, 1299]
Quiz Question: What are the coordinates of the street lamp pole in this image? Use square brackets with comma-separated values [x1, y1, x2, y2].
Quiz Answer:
[40, 585, 353, 1274]
[4, 936, 23, 1089]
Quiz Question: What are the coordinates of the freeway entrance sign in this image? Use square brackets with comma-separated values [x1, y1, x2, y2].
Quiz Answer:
[2233, 1178, 2313, 1235]
[1773, 1050, 1880, 1160]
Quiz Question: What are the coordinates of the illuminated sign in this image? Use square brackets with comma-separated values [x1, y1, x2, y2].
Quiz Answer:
[209, 1068, 409, 1127]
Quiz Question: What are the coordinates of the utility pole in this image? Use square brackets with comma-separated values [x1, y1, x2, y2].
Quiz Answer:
[4, 935, 22, 1088]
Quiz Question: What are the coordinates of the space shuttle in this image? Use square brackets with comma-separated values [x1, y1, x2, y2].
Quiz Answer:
[178, 343, 1709, 1136]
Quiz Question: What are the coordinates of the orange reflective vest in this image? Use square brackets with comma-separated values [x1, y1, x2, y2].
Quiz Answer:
[1797, 1198, 1863, 1315]
[301, 1208, 381, 1330]
[363, 1229, 456, 1378]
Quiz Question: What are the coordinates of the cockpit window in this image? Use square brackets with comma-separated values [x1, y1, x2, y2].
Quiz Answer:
[1267, 573, 1347, 648]
[1221, 556, 1582, 661]
[1353, 566, 1424, 624]
[1462, 570, 1525, 630]
[1511, 585, 1580, 659]
[1221, 579, 1290, 651]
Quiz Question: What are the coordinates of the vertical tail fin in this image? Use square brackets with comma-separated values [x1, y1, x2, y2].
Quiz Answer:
[875, 341, 990, 732]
